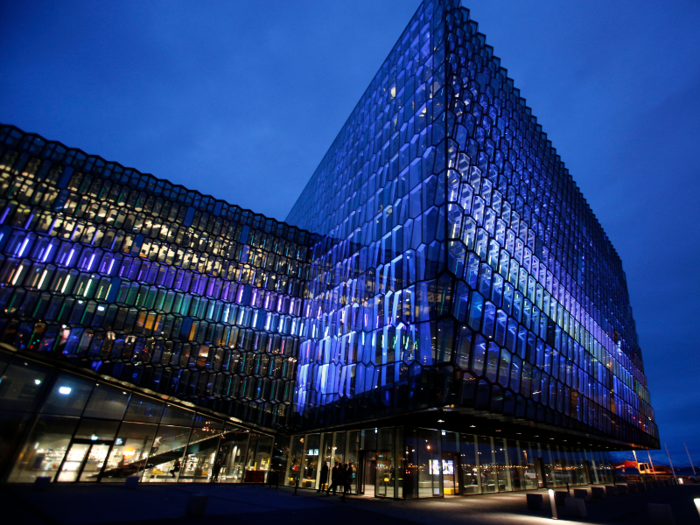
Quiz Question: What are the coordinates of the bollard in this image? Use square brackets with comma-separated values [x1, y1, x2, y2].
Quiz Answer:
[526, 493, 544, 510]
[616, 484, 629, 495]
[573, 488, 589, 501]
[186, 494, 208, 517]
[548, 489, 558, 520]
[637, 481, 646, 491]
[554, 490, 569, 506]
[591, 486, 606, 499]
[694, 498, 700, 520]
[125, 476, 139, 489]
[34, 477, 51, 491]
[564, 497, 587, 517]
[626, 482, 637, 493]
[648, 503, 675, 525]
[605, 485, 617, 497]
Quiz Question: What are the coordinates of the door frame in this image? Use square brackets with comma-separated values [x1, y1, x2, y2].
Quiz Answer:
[56, 438, 114, 483]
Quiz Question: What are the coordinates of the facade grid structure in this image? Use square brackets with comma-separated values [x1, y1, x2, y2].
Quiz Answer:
[0, 0, 657, 499]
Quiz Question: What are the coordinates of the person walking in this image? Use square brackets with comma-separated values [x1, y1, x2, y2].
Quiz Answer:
[170, 458, 181, 478]
[327, 462, 340, 495]
[318, 461, 329, 493]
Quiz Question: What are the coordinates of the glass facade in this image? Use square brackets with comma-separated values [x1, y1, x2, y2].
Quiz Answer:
[0, 0, 657, 497]
[0, 346, 274, 484]
[286, 0, 658, 452]
[0, 125, 312, 431]
[277, 425, 614, 497]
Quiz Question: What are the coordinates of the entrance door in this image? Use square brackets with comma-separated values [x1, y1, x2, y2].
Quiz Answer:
[358, 451, 376, 496]
[442, 454, 459, 495]
[57, 440, 113, 482]
[376, 452, 392, 497]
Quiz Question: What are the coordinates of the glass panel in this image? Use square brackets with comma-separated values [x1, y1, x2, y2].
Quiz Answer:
[285, 435, 304, 487]
[0, 350, 12, 375]
[218, 426, 249, 483]
[160, 404, 194, 427]
[417, 428, 441, 498]
[571, 448, 587, 485]
[543, 444, 560, 487]
[180, 427, 221, 482]
[346, 430, 360, 495]
[441, 430, 459, 495]
[73, 418, 119, 441]
[494, 438, 511, 492]
[41, 373, 93, 416]
[458, 433, 480, 494]
[318, 432, 332, 492]
[0, 359, 51, 412]
[0, 411, 31, 476]
[477, 436, 497, 493]
[57, 443, 89, 482]
[301, 433, 320, 488]
[9, 415, 79, 482]
[78, 443, 111, 482]
[244, 433, 273, 483]
[101, 422, 157, 482]
[333, 431, 347, 465]
[123, 393, 164, 423]
[376, 428, 395, 498]
[141, 425, 189, 482]
[83, 384, 130, 420]
[270, 435, 290, 488]
[520, 442, 539, 489]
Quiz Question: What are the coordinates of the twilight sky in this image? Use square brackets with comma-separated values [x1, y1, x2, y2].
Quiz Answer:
[1, 1, 699, 466]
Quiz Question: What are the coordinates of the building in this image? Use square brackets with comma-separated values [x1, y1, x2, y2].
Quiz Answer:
[0, 0, 658, 498]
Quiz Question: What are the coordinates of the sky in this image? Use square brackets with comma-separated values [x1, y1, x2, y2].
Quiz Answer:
[1, 0, 699, 467]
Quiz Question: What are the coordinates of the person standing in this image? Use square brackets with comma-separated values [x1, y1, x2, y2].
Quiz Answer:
[328, 462, 340, 495]
[211, 459, 222, 482]
[345, 462, 355, 495]
[318, 461, 329, 493]
[337, 463, 347, 496]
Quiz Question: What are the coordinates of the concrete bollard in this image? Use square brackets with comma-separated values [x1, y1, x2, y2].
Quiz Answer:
[616, 484, 629, 495]
[526, 493, 544, 510]
[591, 486, 606, 499]
[626, 483, 637, 493]
[125, 476, 139, 489]
[605, 485, 618, 496]
[186, 494, 209, 517]
[34, 477, 51, 490]
[637, 481, 646, 491]
[554, 491, 569, 506]
[573, 488, 590, 501]
[564, 497, 587, 517]
[648, 503, 676, 525]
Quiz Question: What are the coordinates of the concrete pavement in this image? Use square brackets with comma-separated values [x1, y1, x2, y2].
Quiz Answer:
[2, 481, 699, 525]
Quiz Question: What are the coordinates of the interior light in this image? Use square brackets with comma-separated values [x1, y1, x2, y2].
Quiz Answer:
[34, 379, 42, 385]
[58, 386, 72, 395]
[91, 434, 98, 441]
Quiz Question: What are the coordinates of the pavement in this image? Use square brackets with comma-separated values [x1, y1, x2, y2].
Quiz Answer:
[1, 481, 699, 525]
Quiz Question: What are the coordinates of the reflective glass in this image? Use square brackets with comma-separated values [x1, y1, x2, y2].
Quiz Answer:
[41, 372, 94, 416]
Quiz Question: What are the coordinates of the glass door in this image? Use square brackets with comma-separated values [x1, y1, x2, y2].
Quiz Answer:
[57, 443, 90, 482]
[359, 451, 376, 496]
[79, 444, 111, 482]
[442, 454, 458, 495]
[57, 440, 113, 482]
